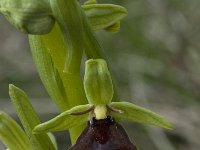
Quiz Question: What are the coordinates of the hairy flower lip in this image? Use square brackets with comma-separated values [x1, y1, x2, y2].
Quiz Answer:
[69, 116, 138, 150]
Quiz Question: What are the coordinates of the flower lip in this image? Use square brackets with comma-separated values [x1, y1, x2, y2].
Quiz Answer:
[69, 116, 138, 150]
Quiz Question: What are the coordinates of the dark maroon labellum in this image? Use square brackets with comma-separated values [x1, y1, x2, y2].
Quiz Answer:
[69, 116, 137, 150]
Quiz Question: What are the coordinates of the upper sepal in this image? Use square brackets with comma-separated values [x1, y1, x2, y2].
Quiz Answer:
[109, 102, 173, 129]
[84, 59, 114, 105]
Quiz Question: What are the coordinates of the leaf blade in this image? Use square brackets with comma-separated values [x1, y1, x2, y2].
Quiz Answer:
[29, 33, 69, 111]
[9, 84, 56, 150]
[0, 112, 33, 150]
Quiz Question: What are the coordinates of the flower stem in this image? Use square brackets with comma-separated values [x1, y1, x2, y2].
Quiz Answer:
[49, 0, 87, 143]
[81, 8, 104, 59]
[50, 0, 83, 74]
[80, 7, 120, 101]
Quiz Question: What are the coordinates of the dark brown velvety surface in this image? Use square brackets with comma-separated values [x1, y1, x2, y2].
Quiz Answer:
[69, 117, 137, 150]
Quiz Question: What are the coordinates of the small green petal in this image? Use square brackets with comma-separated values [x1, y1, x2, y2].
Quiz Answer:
[84, 59, 114, 105]
[33, 104, 93, 134]
[0, 112, 33, 150]
[110, 102, 173, 129]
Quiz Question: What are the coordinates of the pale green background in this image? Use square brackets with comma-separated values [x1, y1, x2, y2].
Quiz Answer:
[0, 0, 200, 149]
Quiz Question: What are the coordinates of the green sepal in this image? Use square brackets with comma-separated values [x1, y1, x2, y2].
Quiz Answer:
[0, 112, 33, 150]
[0, 0, 54, 34]
[110, 102, 173, 129]
[82, 4, 127, 31]
[33, 104, 93, 134]
[84, 59, 114, 105]
[9, 84, 56, 150]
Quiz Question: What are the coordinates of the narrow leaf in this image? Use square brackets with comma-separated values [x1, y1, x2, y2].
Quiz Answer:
[48, 133, 58, 150]
[9, 84, 56, 150]
[29, 24, 88, 109]
[110, 102, 173, 129]
[29, 23, 88, 143]
[82, 4, 127, 31]
[34, 104, 93, 134]
[0, 112, 32, 150]
[29, 33, 69, 111]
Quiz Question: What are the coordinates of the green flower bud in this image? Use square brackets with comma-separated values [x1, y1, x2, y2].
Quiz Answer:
[84, 59, 114, 105]
[0, 0, 55, 34]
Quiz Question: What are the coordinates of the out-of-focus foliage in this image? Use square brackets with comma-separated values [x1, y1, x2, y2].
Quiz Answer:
[100, 0, 200, 105]
[0, 0, 200, 150]
[97, 0, 200, 150]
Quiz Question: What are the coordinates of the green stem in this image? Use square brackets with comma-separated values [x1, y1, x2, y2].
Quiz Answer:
[29, 31, 87, 144]
[81, 8, 104, 59]
[49, 0, 118, 144]
[50, 0, 83, 74]
[80, 7, 120, 101]
[49, 0, 87, 143]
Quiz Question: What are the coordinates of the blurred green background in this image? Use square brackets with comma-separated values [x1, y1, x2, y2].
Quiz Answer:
[0, 0, 200, 149]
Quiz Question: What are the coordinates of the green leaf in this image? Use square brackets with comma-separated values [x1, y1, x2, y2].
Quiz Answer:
[0, 112, 33, 150]
[35, 24, 66, 72]
[29, 23, 88, 109]
[84, 59, 113, 105]
[110, 102, 173, 129]
[33, 104, 93, 134]
[48, 133, 58, 150]
[29, 22, 87, 143]
[29, 32, 69, 111]
[82, 4, 127, 31]
[9, 84, 56, 150]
